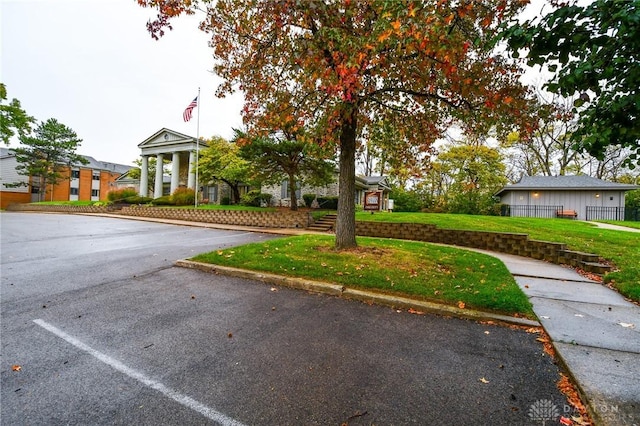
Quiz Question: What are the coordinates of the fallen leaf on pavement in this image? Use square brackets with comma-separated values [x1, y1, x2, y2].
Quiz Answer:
[408, 308, 425, 315]
[12, 365, 21, 372]
[618, 322, 635, 329]
[479, 377, 489, 384]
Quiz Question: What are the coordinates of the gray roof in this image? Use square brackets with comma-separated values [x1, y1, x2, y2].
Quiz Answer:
[79, 155, 132, 174]
[496, 175, 638, 196]
[355, 175, 390, 190]
[1, 147, 132, 175]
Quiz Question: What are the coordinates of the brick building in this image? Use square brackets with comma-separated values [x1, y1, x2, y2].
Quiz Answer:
[0, 147, 132, 209]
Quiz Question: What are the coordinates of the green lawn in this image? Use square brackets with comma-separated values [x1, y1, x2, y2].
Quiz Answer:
[356, 212, 640, 302]
[192, 235, 534, 317]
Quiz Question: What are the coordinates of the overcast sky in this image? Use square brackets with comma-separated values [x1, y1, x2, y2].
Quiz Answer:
[2, 0, 244, 166]
[2, 0, 548, 167]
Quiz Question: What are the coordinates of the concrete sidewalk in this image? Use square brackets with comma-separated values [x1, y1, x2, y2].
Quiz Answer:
[477, 250, 640, 426]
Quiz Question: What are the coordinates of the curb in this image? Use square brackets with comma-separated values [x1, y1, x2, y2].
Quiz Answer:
[175, 259, 540, 328]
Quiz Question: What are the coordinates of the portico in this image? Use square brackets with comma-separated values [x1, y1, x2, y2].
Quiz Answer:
[137, 128, 205, 197]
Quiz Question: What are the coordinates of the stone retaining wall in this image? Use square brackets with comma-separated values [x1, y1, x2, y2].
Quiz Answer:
[119, 206, 311, 229]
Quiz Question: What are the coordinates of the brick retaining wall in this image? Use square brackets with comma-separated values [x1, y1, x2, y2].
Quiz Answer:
[5, 203, 116, 214]
[119, 206, 311, 229]
[355, 221, 607, 273]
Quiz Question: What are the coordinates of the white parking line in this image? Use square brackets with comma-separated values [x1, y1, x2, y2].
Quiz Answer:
[33, 319, 246, 426]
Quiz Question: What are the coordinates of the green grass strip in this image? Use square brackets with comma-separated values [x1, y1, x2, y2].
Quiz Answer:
[192, 235, 534, 318]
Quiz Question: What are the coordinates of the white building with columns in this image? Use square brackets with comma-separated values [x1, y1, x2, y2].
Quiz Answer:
[137, 128, 206, 198]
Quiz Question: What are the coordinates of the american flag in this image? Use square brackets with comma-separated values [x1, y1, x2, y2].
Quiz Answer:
[183, 96, 198, 122]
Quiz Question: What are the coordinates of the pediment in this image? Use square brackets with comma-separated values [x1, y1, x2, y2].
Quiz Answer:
[138, 128, 206, 156]
[138, 128, 196, 148]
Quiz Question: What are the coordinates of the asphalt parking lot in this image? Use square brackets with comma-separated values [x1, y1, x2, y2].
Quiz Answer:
[1, 213, 572, 425]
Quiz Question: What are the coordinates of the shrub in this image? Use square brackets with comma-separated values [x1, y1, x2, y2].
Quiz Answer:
[171, 188, 195, 206]
[122, 196, 153, 205]
[303, 193, 316, 208]
[317, 196, 338, 210]
[240, 190, 273, 207]
[107, 187, 138, 202]
[388, 188, 424, 212]
[221, 196, 231, 205]
[152, 196, 174, 206]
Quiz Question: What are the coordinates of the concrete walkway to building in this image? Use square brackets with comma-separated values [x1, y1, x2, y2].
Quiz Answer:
[89, 212, 640, 424]
[587, 221, 640, 233]
[475, 250, 640, 426]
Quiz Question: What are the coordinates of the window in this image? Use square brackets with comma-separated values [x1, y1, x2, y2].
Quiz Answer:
[31, 186, 39, 194]
[92, 173, 100, 181]
[281, 179, 301, 199]
[91, 189, 99, 197]
[71, 170, 80, 179]
[70, 188, 79, 195]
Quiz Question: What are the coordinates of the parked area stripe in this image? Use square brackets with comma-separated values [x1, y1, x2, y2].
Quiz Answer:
[33, 319, 246, 426]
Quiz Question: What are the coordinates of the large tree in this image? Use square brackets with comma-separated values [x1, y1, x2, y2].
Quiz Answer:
[11, 118, 87, 201]
[1, 83, 35, 145]
[237, 131, 335, 211]
[502, 0, 640, 164]
[140, 0, 532, 248]
[198, 135, 252, 203]
[426, 141, 507, 214]
[502, 91, 581, 179]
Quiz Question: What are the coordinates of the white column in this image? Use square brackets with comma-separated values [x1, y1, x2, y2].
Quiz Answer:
[154, 153, 164, 198]
[187, 150, 196, 190]
[140, 155, 149, 197]
[171, 151, 180, 194]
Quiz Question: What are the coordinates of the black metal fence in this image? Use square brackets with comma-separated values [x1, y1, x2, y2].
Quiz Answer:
[501, 205, 563, 219]
[586, 206, 640, 221]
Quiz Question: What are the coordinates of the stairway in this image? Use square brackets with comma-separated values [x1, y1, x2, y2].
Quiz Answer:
[307, 214, 337, 232]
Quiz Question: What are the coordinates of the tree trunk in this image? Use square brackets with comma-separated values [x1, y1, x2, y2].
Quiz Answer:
[289, 173, 298, 211]
[335, 105, 358, 250]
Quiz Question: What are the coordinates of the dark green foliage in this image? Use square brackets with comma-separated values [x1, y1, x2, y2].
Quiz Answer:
[303, 193, 316, 208]
[388, 188, 424, 212]
[501, 0, 640, 164]
[626, 190, 640, 210]
[171, 188, 195, 206]
[221, 196, 231, 205]
[107, 187, 138, 202]
[317, 196, 338, 210]
[240, 190, 272, 207]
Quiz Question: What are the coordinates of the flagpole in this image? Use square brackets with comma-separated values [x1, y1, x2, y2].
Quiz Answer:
[195, 87, 201, 208]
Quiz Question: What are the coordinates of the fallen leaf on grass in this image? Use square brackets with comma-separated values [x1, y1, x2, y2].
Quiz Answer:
[457, 301, 465, 309]
[479, 377, 489, 384]
[12, 365, 21, 372]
